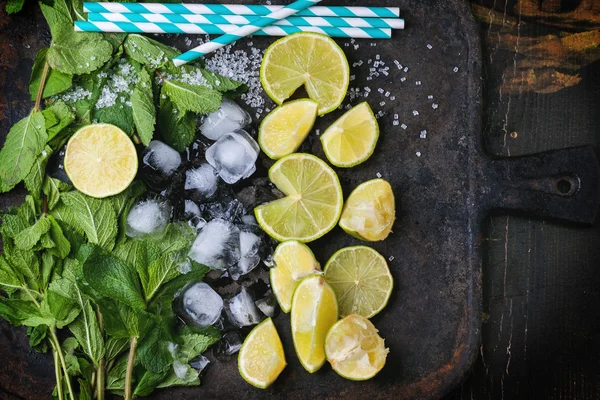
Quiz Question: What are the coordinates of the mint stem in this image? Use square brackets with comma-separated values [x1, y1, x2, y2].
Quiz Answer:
[124, 336, 138, 400]
[95, 307, 105, 400]
[49, 328, 77, 400]
[53, 348, 64, 400]
[34, 61, 50, 112]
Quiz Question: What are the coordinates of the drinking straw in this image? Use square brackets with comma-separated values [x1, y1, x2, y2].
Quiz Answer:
[171, 0, 322, 66]
[75, 20, 392, 38]
[83, 2, 400, 18]
[87, 12, 405, 29]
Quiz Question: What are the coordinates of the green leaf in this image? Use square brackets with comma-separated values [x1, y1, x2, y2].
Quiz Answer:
[178, 330, 220, 360]
[131, 68, 156, 146]
[29, 48, 73, 101]
[43, 176, 71, 210]
[46, 215, 71, 259]
[0, 110, 47, 189]
[124, 34, 180, 68]
[60, 191, 118, 250]
[94, 101, 135, 135]
[3, 242, 40, 291]
[105, 337, 129, 363]
[136, 329, 172, 374]
[0, 298, 54, 327]
[106, 353, 128, 391]
[200, 68, 245, 93]
[6, 0, 25, 14]
[46, 277, 80, 327]
[40, 252, 57, 290]
[114, 240, 161, 289]
[144, 252, 182, 302]
[45, 101, 75, 140]
[157, 96, 196, 152]
[28, 325, 50, 353]
[14, 215, 52, 250]
[98, 299, 152, 339]
[78, 378, 93, 400]
[82, 245, 146, 310]
[24, 146, 52, 197]
[155, 222, 195, 253]
[69, 300, 105, 365]
[135, 370, 168, 396]
[162, 80, 222, 115]
[39, 2, 74, 43]
[0, 255, 24, 292]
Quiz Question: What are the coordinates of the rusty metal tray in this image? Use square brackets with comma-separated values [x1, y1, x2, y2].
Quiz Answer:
[1, 0, 599, 399]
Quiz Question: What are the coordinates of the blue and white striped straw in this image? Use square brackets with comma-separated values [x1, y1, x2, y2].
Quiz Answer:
[87, 12, 405, 29]
[74, 20, 392, 38]
[172, 0, 321, 66]
[83, 2, 400, 18]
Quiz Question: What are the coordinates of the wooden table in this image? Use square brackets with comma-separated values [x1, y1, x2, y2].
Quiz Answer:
[447, 1, 600, 399]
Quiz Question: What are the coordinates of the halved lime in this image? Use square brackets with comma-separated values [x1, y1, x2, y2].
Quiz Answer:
[320, 102, 379, 168]
[255, 153, 343, 243]
[324, 246, 393, 318]
[270, 241, 321, 313]
[259, 99, 318, 159]
[238, 318, 287, 389]
[65, 124, 138, 198]
[339, 179, 396, 241]
[325, 314, 389, 380]
[260, 32, 350, 115]
[291, 275, 338, 373]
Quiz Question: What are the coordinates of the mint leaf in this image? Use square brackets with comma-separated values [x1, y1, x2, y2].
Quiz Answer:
[60, 191, 118, 250]
[106, 354, 128, 391]
[14, 215, 52, 250]
[0, 299, 54, 327]
[155, 222, 195, 253]
[162, 80, 222, 115]
[69, 300, 105, 365]
[137, 329, 172, 374]
[131, 68, 156, 146]
[39, 2, 73, 43]
[43, 176, 71, 211]
[0, 255, 24, 292]
[135, 370, 168, 396]
[124, 34, 180, 68]
[82, 245, 146, 310]
[46, 276, 80, 327]
[144, 252, 182, 302]
[29, 48, 73, 101]
[105, 337, 129, 363]
[45, 101, 75, 140]
[24, 146, 52, 197]
[6, 0, 24, 14]
[28, 325, 49, 353]
[40, 252, 56, 290]
[46, 215, 71, 259]
[147, 261, 209, 314]
[98, 299, 154, 339]
[3, 241, 40, 291]
[94, 102, 135, 135]
[114, 240, 161, 288]
[200, 69, 245, 93]
[0, 110, 47, 189]
[157, 96, 196, 152]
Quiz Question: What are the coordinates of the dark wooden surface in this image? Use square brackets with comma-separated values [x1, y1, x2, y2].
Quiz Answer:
[447, 1, 600, 399]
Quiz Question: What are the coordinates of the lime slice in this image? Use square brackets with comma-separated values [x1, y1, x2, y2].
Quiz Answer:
[271, 241, 321, 313]
[65, 124, 138, 198]
[325, 314, 389, 380]
[320, 102, 379, 167]
[324, 246, 393, 318]
[255, 153, 343, 243]
[238, 318, 287, 389]
[259, 99, 319, 160]
[291, 275, 338, 373]
[339, 179, 396, 241]
[260, 32, 350, 115]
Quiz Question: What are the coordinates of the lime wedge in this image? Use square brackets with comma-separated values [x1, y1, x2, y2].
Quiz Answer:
[325, 314, 389, 380]
[65, 124, 138, 198]
[271, 241, 321, 313]
[291, 275, 338, 373]
[339, 179, 396, 241]
[259, 99, 318, 159]
[324, 246, 393, 318]
[260, 32, 350, 115]
[320, 102, 379, 168]
[255, 153, 343, 243]
[238, 318, 287, 389]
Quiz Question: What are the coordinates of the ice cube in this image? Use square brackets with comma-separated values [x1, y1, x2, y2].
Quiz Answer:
[225, 287, 264, 327]
[241, 215, 257, 226]
[229, 231, 261, 281]
[205, 199, 246, 223]
[185, 163, 218, 198]
[205, 130, 259, 184]
[216, 331, 243, 356]
[143, 140, 182, 176]
[184, 200, 201, 218]
[188, 216, 207, 231]
[126, 199, 172, 238]
[200, 98, 252, 141]
[188, 219, 241, 270]
[255, 292, 278, 318]
[178, 282, 223, 328]
[189, 355, 210, 373]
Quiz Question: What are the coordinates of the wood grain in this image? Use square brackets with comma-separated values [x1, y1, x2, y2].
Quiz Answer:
[447, 1, 600, 399]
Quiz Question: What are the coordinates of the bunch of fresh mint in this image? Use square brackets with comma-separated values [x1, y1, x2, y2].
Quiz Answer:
[0, 0, 246, 399]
